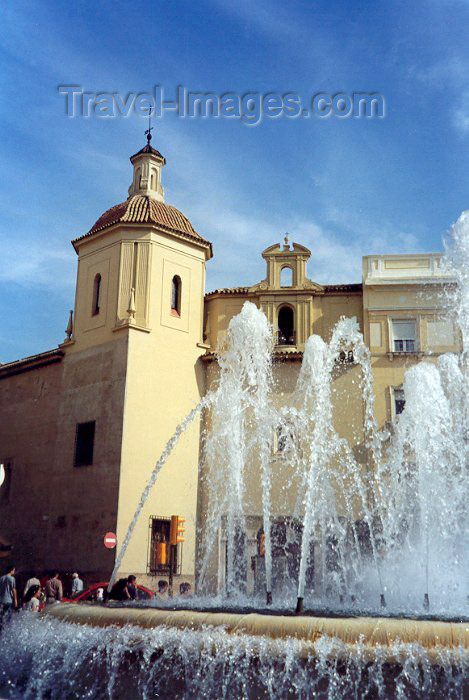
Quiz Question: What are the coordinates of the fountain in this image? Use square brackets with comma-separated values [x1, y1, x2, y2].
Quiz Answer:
[1, 213, 468, 698]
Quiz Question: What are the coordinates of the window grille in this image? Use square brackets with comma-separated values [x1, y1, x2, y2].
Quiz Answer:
[147, 516, 182, 576]
[335, 350, 355, 364]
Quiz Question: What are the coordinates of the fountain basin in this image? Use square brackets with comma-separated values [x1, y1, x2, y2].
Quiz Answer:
[45, 604, 468, 665]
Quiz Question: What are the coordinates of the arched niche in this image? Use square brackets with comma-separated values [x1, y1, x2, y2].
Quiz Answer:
[135, 166, 142, 188]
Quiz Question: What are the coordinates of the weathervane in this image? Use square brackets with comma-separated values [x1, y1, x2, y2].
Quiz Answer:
[144, 105, 154, 144]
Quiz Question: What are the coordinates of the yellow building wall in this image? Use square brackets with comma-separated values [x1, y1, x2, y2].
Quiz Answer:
[204, 291, 364, 353]
[363, 266, 458, 430]
[114, 232, 208, 584]
[198, 287, 367, 591]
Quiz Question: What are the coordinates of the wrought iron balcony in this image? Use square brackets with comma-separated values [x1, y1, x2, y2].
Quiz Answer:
[335, 350, 355, 364]
[276, 331, 296, 346]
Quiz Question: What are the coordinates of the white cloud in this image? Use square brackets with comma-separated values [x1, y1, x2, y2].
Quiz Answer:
[204, 0, 309, 43]
[412, 57, 469, 87]
[185, 184, 424, 290]
[453, 92, 469, 133]
[0, 242, 75, 291]
[292, 217, 422, 284]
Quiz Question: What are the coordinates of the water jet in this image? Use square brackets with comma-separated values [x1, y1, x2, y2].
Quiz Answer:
[2, 212, 469, 698]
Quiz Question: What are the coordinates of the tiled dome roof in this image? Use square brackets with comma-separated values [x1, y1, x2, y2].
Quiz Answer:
[73, 195, 211, 252]
[89, 195, 199, 236]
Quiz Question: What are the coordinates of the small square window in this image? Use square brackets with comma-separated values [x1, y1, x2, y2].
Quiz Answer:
[74, 421, 95, 467]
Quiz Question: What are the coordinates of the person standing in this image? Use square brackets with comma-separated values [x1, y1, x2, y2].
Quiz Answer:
[22, 584, 41, 612]
[71, 572, 83, 596]
[24, 574, 40, 599]
[109, 578, 130, 601]
[157, 580, 169, 599]
[127, 575, 137, 600]
[45, 572, 63, 605]
[0, 564, 18, 620]
[178, 582, 192, 597]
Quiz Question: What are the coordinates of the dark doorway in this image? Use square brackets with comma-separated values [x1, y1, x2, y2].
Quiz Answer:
[277, 306, 295, 345]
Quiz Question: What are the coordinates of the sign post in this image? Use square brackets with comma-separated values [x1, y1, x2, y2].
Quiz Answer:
[103, 532, 117, 549]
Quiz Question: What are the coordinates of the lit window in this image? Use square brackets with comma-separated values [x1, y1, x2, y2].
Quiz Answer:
[148, 516, 180, 575]
[394, 388, 405, 415]
[280, 266, 293, 287]
[171, 275, 181, 317]
[92, 274, 101, 316]
[392, 320, 416, 352]
[74, 421, 95, 467]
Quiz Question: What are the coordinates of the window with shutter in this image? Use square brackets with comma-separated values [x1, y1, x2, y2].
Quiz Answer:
[392, 320, 417, 352]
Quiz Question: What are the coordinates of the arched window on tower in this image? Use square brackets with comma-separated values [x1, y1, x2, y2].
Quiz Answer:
[150, 168, 158, 190]
[277, 305, 295, 345]
[171, 275, 181, 317]
[280, 266, 293, 287]
[92, 274, 102, 316]
[135, 166, 142, 189]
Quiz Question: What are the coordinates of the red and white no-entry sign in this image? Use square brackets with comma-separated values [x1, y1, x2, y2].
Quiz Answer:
[103, 532, 117, 549]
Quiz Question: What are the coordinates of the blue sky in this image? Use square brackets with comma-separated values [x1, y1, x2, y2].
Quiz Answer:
[0, 0, 468, 362]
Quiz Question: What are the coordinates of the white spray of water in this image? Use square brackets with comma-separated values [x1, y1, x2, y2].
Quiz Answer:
[1, 614, 466, 699]
[110, 212, 468, 613]
[294, 320, 385, 603]
[198, 302, 275, 597]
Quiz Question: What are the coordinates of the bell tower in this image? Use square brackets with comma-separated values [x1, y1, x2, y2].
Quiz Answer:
[127, 131, 166, 202]
[248, 235, 322, 349]
[65, 131, 212, 586]
[261, 235, 312, 289]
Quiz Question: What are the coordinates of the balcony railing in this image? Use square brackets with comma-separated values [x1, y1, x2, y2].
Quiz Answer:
[276, 331, 296, 346]
[335, 350, 355, 365]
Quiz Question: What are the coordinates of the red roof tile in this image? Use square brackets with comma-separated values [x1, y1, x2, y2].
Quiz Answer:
[205, 287, 250, 298]
[72, 195, 212, 252]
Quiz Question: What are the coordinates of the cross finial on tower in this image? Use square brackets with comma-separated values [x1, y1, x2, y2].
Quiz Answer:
[144, 106, 153, 144]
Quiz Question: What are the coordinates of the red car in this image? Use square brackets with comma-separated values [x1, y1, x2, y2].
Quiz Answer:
[63, 581, 154, 603]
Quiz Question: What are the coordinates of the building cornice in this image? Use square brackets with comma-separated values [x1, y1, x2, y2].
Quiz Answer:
[73, 220, 213, 259]
[201, 349, 304, 363]
[205, 283, 362, 299]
